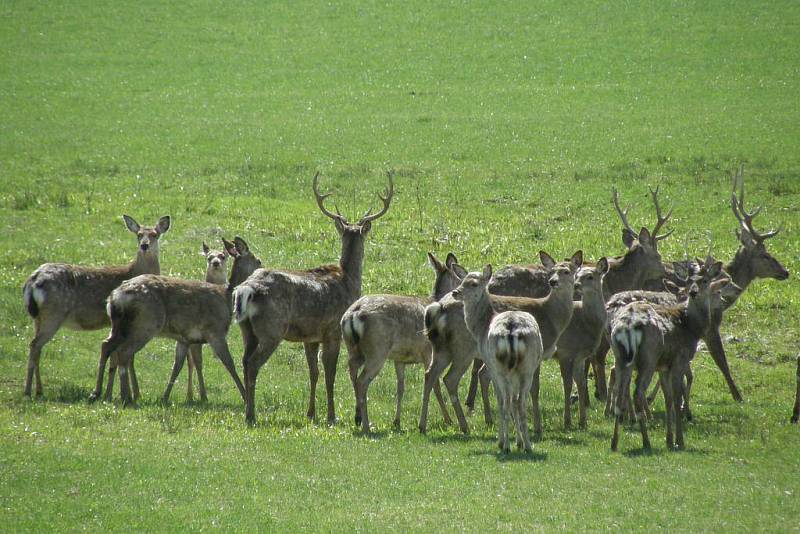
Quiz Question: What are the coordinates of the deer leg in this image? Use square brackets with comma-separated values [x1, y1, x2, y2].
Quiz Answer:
[242, 336, 281, 425]
[646, 381, 661, 406]
[791, 356, 799, 424]
[474, 363, 494, 426]
[163, 342, 190, 403]
[104, 359, 117, 402]
[494, 376, 509, 453]
[682, 364, 694, 421]
[90, 331, 123, 402]
[633, 369, 654, 451]
[186, 344, 196, 402]
[604, 367, 616, 418]
[192, 344, 207, 402]
[419, 351, 450, 433]
[303, 342, 320, 421]
[660, 372, 674, 450]
[591, 338, 610, 401]
[611, 364, 631, 452]
[443, 356, 474, 434]
[207, 337, 245, 402]
[530, 366, 542, 440]
[321, 338, 341, 425]
[705, 328, 742, 402]
[25, 315, 61, 398]
[518, 373, 534, 453]
[464, 359, 481, 413]
[559, 357, 574, 430]
[573, 357, 589, 429]
[672, 370, 686, 450]
[432, 377, 452, 426]
[346, 345, 365, 426]
[393, 362, 405, 428]
[355, 356, 385, 433]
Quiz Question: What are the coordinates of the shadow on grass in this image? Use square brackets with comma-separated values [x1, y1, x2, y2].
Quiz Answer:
[469, 448, 549, 463]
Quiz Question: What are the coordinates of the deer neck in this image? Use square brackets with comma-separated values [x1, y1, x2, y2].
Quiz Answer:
[725, 248, 755, 292]
[205, 268, 227, 286]
[581, 287, 607, 328]
[603, 253, 642, 297]
[540, 284, 575, 339]
[339, 234, 366, 296]
[683, 296, 711, 339]
[130, 250, 160, 277]
[462, 289, 494, 345]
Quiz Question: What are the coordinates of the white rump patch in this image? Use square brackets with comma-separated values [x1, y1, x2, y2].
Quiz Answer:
[234, 286, 256, 323]
[496, 336, 509, 356]
[352, 314, 365, 341]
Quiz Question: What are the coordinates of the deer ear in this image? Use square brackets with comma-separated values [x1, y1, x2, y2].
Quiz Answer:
[445, 252, 458, 268]
[482, 264, 493, 279]
[622, 228, 636, 248]
[570, 250, 583, 270]
[202, 242, 210, 255]
[233, 236, 250, 254]
[123, 215, 140, 233]
[222, 238, 239, 258]
[156, 216, 171, 234]
[539, 251, 556, 269]
[706, 261, 723, 279]
[597, 257, 609, 275]
[427, 252, 444, 272]
[451, 263, 468, 280]
[638, 227, 652, 246]
[359, 220, 372, 235]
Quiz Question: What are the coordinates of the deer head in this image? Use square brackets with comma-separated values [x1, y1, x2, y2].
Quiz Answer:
[612, 187, 672, 282]
[730, 165, 789, 282]
[124, 215, 171, 259]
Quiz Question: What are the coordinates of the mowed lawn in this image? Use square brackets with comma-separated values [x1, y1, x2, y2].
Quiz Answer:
[1, 1, 799, 530]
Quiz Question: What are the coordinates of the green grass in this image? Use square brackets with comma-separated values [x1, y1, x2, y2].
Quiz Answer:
[1, 0, 799, 530]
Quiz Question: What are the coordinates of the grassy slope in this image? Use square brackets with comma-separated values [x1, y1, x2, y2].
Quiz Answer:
[1, 1, 798, 530]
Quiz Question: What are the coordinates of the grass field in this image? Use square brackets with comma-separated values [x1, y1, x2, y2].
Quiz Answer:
[1, 1, 799, 530]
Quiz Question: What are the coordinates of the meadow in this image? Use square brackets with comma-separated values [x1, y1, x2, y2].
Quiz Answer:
[1, 1, 799, 530]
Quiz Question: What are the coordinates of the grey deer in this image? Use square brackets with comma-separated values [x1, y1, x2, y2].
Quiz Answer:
[93, 237, 260, 405]
[342, 252, 466, 432]
[234, 173, 393, 425]
[420, 251, 582, 436]
[452, 265, 543, 454]
[609, 262, 729, 451]
[22, 214, 170, 398]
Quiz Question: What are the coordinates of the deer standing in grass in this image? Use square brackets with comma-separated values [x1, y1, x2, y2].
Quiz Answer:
[342, 252, 465, 432]
[609, 262, 729, 451]
[180, 243, 229, 402]
[452, 265, 543, 454]
[420, 251, 582, 436]
[234, 173, 393, 425]
[93, 237, 260, 405]
[22, 215, 170, 398]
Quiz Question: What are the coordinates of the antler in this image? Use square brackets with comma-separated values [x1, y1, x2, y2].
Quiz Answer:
[648, 185, 674, 243]
[611, 187, 636, 236]
[730, 164, 783, 243]
[312, 172, 344, 222]
[357, 173, 394, 225]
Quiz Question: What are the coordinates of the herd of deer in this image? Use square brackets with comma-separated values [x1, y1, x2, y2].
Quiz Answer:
[20, 167, 797, 453]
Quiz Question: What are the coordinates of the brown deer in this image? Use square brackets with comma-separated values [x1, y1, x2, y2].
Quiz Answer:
[181, 243, 230, 402]
[343, 252, 465, 432]
[22, 215, 170, 398]
[609, 262, 729, 451]
[451, 265, 543, 454]
[552, 258, 609, 430]
[234, 173, 393, 425]
[92, 237, 261, 405]
[420, 251, 582, 436]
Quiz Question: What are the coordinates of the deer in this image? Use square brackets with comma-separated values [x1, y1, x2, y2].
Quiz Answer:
[22, 214, 170, 398]
[234, 172, 393, 425]
[419, 250, 582, 437]
[609, 261, 729, 452]
[91, 237, 261, 405]
[551, 258, 609, 430]
[343, 252, 466, 433]
[181, 242, 230, 402]
[604, 259, 743, 420]
[632, 166, 789, 416]
[451, 265, 543, 454]
[792, 356, 800, 424]
[462, 186, 672, 413]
